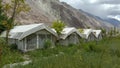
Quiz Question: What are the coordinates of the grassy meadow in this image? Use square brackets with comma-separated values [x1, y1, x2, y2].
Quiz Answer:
[1, 36, 120, 68]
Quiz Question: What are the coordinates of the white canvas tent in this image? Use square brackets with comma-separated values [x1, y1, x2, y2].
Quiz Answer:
[58, 27, 82, 46]
[80, 29, 96, 41]
[92, 30, 102, 40]
[1, 23, 58, 52]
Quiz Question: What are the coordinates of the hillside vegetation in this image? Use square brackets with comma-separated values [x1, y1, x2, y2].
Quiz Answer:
[1, 36, 120, 68]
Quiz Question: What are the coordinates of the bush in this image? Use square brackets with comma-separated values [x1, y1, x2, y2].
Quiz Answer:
[0, 38, 24, 67]
[110, 48, 120, 57]
[68, 44, 75, 47]
[0, 38, 6, 45]
[82, 44, 91, 52]
[9, 44, 18, 50]
[81, 41, 106, 53]
[44, 39, 52, 49]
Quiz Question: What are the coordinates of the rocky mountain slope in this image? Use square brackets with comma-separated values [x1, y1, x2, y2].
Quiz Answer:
[15, 0, 113, 29]
[105, 18, 120, 27]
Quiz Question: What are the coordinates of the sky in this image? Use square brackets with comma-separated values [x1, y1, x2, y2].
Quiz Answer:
[60, 0, 120, 19]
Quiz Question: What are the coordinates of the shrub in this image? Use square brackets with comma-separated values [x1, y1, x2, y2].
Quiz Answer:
[44, 39, 52, 49]
[110, 48, 120, 57]
[80, 42, 91, 52]
[9, 44, 18, 50]
[0, 38, 24, 67]
[0, 38, 6, 45]
[81, 41, 105, 52]
[68, 44, 75, 47]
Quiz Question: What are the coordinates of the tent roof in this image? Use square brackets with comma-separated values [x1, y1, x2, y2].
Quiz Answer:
[1, 23, 58, 40]
[60, 27, 82, 39]
[92, 30, 102, 38]
[10, 24, 41, 33]
[81, 29, 93, 39]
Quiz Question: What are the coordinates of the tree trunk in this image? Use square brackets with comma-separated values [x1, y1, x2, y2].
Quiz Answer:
[6, 30, 10, 45]
[10, 0, 17, 22]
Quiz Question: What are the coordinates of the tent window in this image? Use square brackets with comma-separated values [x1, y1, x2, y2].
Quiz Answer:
[39, 34, 52, 48]
[46, 34, 52, 40]
[26, 34, 37, 50]
[39, 34, 46, 48]
[68, 33, 76, 44]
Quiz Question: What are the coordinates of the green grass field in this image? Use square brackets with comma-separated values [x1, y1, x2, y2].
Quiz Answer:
[0, 39, 24, 68]
[1, 36, 120, 68]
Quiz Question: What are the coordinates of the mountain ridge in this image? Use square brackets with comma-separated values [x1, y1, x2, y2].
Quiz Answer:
[105, 18, 120, 27]
[14, 0, 113, 29]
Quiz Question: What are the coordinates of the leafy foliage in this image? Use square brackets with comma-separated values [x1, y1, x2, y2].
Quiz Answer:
[78, 29, 84, 33]
[100, 28, 106, 37]
[52, 20, 65, 34]
[1, 0, 30, 43]
[0, 0, 8, 33]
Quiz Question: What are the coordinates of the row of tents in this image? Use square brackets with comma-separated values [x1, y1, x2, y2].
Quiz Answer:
[0, 23, 102, 52]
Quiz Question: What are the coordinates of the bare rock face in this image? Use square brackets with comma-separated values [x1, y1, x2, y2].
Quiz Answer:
[15, 0, 113, 29]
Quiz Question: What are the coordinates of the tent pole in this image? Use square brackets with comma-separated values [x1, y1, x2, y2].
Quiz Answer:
[37, 34, 39, 49]
[24, 38, 27, 52]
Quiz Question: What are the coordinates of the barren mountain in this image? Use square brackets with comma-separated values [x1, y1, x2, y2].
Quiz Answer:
[15, 0, 113, 29]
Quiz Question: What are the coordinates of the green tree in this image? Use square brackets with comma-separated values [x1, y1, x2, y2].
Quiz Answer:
[100, 28, 106, 37]
[113, 26, 118, 35]
[0, 0, 8, 33]
[109, 30, 113, 37]
[52, 20, 65, 34]
[2, 0, 30, 44]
